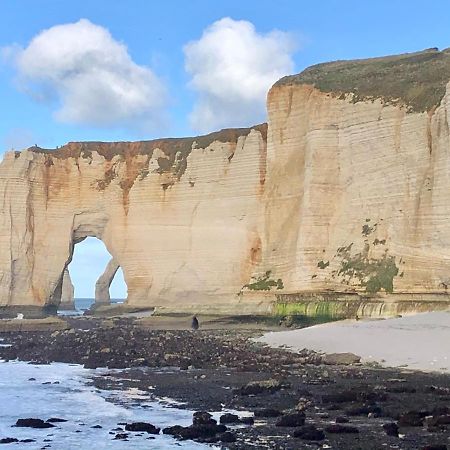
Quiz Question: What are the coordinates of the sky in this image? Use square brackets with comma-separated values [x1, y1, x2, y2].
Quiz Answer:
[1, 0, 450, 298]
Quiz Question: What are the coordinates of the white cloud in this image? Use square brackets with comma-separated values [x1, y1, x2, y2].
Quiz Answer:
[4, 19, 167, 129]
[184, 17, 296, 132]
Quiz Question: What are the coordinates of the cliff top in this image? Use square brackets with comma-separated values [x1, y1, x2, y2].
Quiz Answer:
[29, 123, 267, 161]
[275, 48, 450, 112]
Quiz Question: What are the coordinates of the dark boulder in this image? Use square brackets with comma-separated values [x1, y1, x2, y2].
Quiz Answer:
[293, 424, 325, 441]
[0, 438, 19, 444]
[325, 424, 359, 434]
[46, 417, 68, 423]
[427, 415, 450, 427]
[322, 390, 358, 404]
[162, 425, 185, 436]
[238, 379, 290, 396]
[383, 422, 399, 437]
[346, 404, 382, 417]
[218, 431, 236, 443]
[398, 411, 426, 427]
[124, 422, 160, 434]
[275, 412, 306, 427]
[239, 416, 254, 425]
[14, 418, 55, 429]
[254, 408, 282, 418]
[219, 413, 240, 424]
[335, 416, 349, 423]
[163, 423, 227, 440]
[193, 411, 216, 426]
[113, 433, 128, 440]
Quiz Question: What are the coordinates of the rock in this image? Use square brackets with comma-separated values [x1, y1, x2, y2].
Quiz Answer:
[91, 425, 102, 429]
[193, 411, 216, 426]
[113, 433, 128, 440]
[336, 416, 350, 423]
[427, 415, 450, 427]
[238, 379, 290, 395]
[322, 390, 358, 404]
[398, 411, 426, 427]
[275, 412, 306, 427]
[163, 424, 227, 440]
[0, 438, 19, 444]
[293, 424, 325, 441]
[95, 258, 120, 305]
[125, 422, 160, 434]
[422, 446, 447, 450]
[345, 404, 382, 417]
[46, 417, 67, 423]
[322, 389, 385, 405]
[219, 413, 240, 424]
[14, 418, 55, 429]
[279, 316, 295, 327]
[59, 268, 75, 309]
[162, 425, 185, 436]
[239, 416, 254, 425]
[325, 424, 359, 434]
[254, 408, 283, 418]
[383, 422, 399, 437]
[218, 431, 236, 443]
[322, 353, 361, 365]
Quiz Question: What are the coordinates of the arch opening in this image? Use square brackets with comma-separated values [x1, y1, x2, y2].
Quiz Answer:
[58, 237, 127, 313]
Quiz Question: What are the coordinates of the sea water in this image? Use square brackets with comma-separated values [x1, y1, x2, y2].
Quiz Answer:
[58, 298, 124, 316]
[0, 360, 219, 449]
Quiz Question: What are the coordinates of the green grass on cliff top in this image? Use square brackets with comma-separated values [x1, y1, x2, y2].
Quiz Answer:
[275, 47, 450, 112]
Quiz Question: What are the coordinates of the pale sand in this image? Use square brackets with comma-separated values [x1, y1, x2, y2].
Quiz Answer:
[259, 311, 450, 373]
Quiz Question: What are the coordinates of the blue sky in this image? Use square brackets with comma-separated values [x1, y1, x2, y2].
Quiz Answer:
[1, 0, 449, 298]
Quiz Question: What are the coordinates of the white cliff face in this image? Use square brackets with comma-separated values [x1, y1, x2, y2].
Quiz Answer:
[1, 51, 450, 313]
[0, 126, 267, 309]
[263, 81, 450, 296]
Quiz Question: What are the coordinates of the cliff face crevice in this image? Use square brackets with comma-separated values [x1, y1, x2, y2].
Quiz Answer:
[1, 49, 450, 310]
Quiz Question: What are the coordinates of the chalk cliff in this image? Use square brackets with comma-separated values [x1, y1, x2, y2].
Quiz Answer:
[0, 125, 267, 310]
[1, 48, 450, 314]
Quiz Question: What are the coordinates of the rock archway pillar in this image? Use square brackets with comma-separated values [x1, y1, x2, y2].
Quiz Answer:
[59, 269, 75, 310]
[95, 258, 120, 304]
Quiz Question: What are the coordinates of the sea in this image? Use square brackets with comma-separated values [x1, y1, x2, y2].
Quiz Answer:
[59, 298, 124, 315]
[0, 299, 234, 448]
[0, 360, 223, 449]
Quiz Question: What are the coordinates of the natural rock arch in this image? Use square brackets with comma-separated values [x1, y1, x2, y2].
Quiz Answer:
[48, 217, 127, 311]
[0, 125, 266, 313]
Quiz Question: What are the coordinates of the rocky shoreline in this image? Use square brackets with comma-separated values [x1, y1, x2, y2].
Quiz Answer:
[0, 316, 449, 449]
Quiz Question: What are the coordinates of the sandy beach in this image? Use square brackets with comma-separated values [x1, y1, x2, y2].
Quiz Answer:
[260, 311, 450, 373]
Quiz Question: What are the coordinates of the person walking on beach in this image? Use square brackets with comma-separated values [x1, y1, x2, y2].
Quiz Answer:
[191, 315, 199, 330]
